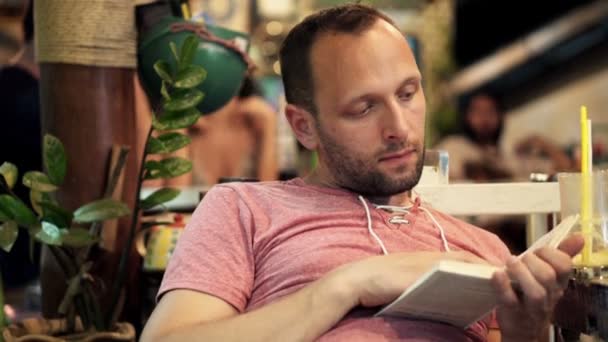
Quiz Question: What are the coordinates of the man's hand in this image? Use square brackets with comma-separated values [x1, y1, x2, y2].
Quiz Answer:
[328, 251, 487, 308]
[491, 235, 584, 341]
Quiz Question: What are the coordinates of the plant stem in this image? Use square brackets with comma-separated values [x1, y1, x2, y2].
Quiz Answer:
[48, 246, 76, 279]
[77, 292, 93, 329]
[79, 146, 130, 265]
[66, 303, 75, 334]
[106, 126, 153, 326]
[88, 147, 130, 239]
[82, 283, 104, 331]
[47, 246, 93, 329]
[103, 147, 131, 199]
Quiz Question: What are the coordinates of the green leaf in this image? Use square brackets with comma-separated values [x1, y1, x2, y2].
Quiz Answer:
[140, 188, 180, 210]
[178, 35, 199, 72]
[153, 60, 173, 84]
[163, 157, 192, 178]
[39, 200, 73, 228]
[30, 190, 43, 216]
[32, 224, 96, 249]
[61, 228, 98, 248]
[35, 221, 63, 246]
[146, 137, 164, 155]
[0, 205, 10, 222]
[146, 132, 191, 154]
[143, 160, 164, 180]
[173, 65, 207, 89]
[170, 41, 179, 62]
[144, 158, 192, 180]
[44, 134, 67, 185]
[23, 171, 59, 192]
[73, 199, 130, 223]
[163, 89, 204, 112]
[0, 162, 18, 189]
[0, 194, 37, 227]
[152, 108, 201, 131]
[0, 221, 18, 252]
[161, 81, 170, 101]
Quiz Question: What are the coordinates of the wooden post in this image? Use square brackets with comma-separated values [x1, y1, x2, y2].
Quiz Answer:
[38, 64, 138, 317]
[34, 1, 140, 323]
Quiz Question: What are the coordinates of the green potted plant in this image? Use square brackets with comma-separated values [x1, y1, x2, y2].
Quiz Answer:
[0, 133, 135, 341]
[0, 33, 231, 341]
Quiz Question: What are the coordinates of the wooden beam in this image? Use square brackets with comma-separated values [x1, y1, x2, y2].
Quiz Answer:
[415, 182, 560, 215]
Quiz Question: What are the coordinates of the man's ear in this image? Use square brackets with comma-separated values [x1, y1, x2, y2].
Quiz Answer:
[285, 104, 318, 150]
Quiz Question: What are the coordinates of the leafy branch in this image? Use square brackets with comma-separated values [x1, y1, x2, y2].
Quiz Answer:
[106, 34, 207, 327]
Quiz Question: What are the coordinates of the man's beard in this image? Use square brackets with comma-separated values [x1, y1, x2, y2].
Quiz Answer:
[317, 127, 425, 197]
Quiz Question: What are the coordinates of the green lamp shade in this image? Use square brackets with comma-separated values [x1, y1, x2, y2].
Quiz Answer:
[138, 17, 250, 114]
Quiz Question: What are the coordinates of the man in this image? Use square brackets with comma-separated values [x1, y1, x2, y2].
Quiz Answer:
[141, 4, 582, 341]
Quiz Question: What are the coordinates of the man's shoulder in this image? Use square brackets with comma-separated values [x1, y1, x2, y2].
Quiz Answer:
[425, 207, 510, 261]
[208, 179, 305, 201]
[432, 208, 497, 240]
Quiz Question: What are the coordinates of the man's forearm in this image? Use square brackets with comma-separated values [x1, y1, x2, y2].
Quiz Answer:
[156, 275, 356, 341]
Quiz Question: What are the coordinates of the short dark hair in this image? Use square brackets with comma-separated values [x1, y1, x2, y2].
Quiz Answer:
[279, 4, 396, 115]
[460, 91, 504, 145]
[237, 75, 262, 99]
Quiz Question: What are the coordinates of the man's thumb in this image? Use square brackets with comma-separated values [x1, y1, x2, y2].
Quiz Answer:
[558, 234, 585, 257]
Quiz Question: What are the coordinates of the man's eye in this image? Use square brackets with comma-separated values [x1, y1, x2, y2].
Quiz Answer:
[350, 102, 374, 117]
[398, 84, 418, 101]
[360, 104, 374, 115]
[398, 91, 414, 101]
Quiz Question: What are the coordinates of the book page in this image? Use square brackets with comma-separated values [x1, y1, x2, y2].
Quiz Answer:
[519, 214, 579, 259]
[376, 261, 499, 328]
[375, 214, 579, 328]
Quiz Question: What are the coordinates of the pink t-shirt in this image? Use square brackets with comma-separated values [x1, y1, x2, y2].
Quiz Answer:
[159, 178, 511, 341]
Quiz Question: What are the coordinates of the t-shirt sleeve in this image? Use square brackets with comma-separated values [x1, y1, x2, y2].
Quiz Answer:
[157, 185, 255, 312]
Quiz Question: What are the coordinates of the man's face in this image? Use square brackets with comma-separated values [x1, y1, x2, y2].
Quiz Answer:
[466, 94, 501, 142]
[309, 20, 426, 197]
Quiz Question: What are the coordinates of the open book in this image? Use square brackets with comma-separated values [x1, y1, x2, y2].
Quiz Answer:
[375, 214, 580, 328]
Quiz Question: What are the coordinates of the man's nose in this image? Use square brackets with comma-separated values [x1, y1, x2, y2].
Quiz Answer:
[381, 99, 410, 142]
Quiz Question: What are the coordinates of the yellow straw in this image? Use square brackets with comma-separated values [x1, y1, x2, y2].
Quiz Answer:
[181, 3, 191, 20]
[580, 105, 592, 264]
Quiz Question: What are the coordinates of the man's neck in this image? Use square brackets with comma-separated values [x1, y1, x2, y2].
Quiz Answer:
[366, 192, 413, 207]
[303, 170, 414, 207]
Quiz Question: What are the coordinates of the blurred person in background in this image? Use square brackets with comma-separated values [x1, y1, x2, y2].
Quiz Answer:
[185, 75, 278, 185]
[137, 75, 279, 188]
[0, 0, 41, 289]
[436, 92, 573, 183]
